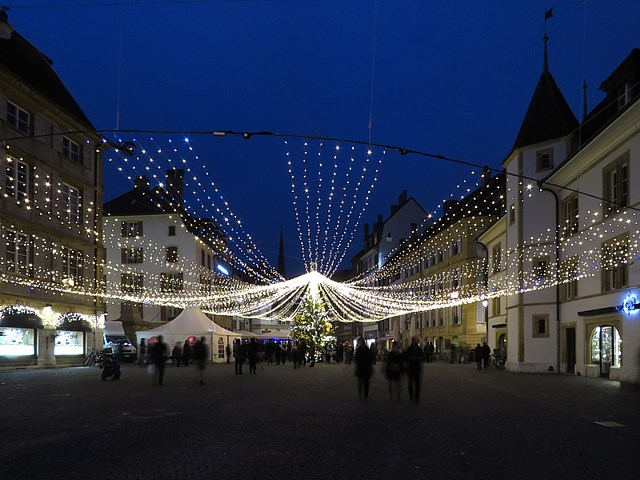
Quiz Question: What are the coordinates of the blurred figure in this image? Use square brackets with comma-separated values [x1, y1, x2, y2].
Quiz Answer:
[482, 342, 491, 369]
[182, 339, 191, 367]
[138, 338, 147, 366]
[369, 341, 378, 364]
[385, 341, 404, 401]
[101, 353, 121, 381]
[292, 341, 301, 369]
[404, 337, 424, 403]
[149, 335, 169, 386]
[171, 342, 182, 366]
[233, 338, 244, 374]
[355, 338, 374, 399]
[247, 337, 259, 374]
[474, 343, 483, 370]
[193, 336, 208, 385]
[225, 343, 232, 364]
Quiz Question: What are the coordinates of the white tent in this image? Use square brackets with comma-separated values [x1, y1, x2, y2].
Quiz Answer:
[135, 307, 240, 363]
[256, 329, 291, 340]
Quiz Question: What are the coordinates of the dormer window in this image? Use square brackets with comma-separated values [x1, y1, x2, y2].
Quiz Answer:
[536, 148, 554, 172]
[617, 83, 631, 109]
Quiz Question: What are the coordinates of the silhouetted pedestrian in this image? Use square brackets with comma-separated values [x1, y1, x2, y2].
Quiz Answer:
[474, 343, 483, 370]
[385, 341, 404, 401]
[404, 337, 424, 403]
[171, 342, 182, 366]
[355, 338, 374, 399]
[233, 339, 244, 375]
[149, 335, 169, 386]
[226, 343, 232, 363]
[193, 336, 208, 385]
[247, 337, 259, 374]
[482, 342, 491, 369]
[182, 339, 191, 367]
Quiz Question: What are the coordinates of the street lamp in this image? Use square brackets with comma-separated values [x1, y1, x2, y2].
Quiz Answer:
[482, 299, 489, 343]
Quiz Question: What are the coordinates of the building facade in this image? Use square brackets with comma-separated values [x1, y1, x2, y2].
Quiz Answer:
[486, 47, 640, 386]
[103, 171, 232, 341]
[0, 26, 105, 367]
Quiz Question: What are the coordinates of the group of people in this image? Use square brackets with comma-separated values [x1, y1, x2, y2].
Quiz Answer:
[355, 336, 426, 403]
[473, 342, 492, 370]
[140, 335, 208, 386]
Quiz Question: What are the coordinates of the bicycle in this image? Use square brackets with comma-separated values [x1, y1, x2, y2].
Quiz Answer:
[84, 348, 104, 367]
[492, 353, 506, 370]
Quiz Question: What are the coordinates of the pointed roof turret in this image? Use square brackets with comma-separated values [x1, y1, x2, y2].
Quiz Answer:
[277, 226, 286, 279]
[512, 15, 578, 150]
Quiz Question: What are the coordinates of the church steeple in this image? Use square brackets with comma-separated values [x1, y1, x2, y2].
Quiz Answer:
[277, 226, 286, 279]
[512, 9, 578, 150]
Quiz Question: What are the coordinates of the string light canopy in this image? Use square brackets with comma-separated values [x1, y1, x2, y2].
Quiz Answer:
[2, 128, 639, 323]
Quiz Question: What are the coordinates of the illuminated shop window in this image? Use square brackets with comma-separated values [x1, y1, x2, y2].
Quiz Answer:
[590, 325, 622, 366]
[54, 330, 84, 356]
[0, 327, 36, 356]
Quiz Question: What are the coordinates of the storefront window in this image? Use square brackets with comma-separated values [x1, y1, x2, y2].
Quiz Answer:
[590, 326, 622, 366]
[55, 330, 84, 356]
[0, 327, 36, 356]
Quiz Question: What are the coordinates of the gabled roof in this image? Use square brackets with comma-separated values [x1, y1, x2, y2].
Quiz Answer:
[104, 177, 227, 250]
[512, 70, 578, 149]
[0, 31, 94, 129]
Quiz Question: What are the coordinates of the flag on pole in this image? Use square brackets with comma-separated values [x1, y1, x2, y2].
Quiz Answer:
[545, 7, 554, 20]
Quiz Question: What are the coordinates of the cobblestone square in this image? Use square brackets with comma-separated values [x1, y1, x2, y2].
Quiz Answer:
[1, 361, 639, 480]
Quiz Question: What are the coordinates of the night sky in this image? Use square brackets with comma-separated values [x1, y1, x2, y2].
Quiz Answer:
[6, 0, 640, 277]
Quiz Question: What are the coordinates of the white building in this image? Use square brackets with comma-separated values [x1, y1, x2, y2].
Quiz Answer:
[103, 171, 231, 342]
[487, 45, 640, 386]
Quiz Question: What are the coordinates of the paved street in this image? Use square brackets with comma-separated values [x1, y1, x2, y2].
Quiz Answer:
[1, 360, 638, 480]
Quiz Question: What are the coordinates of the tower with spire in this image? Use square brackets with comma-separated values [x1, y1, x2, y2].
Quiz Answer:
[277, 226, 286, 279]
[501, 11, 577, 371]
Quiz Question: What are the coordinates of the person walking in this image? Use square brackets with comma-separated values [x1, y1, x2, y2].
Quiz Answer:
[138, 338, 147, 366]
[171, 342, 182, 366]
[482, 342, 491, 369]
[233, 339, 244, 375]
[292, 341, 301, 369]
[225, 343, 232, 364]
[247, 337, 259, 374]
[385, 341, 404, 401]
[193, 336, 208, 385]
[404, 337, 424, 403]
[474, 343, 483, 370]
[182, 339, 191, 367]
[354, 338, 374, 399]
[149, 335, 169, 386]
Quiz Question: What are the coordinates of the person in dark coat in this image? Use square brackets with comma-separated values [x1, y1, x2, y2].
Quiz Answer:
[193, 336, 208, 385]
[474, 343, 483, 370]
[385, 341, 404, 401]
[404, 337, 424, 403]
[247, 338, 259, 374]
[482, 342, 491, 369]
[233, 338, 244, 374]
[149, 335, 169, 386]
[354, 338, 374, 399]
[182, 339, 191, 367]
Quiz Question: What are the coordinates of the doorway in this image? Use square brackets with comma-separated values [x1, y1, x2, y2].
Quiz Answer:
[590, 325, 621, 378]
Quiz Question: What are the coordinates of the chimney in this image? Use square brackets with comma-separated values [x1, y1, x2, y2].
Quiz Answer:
[165, 168, 185, 205]
[364, 223, 369, 245]
[398, 190, 407, 205]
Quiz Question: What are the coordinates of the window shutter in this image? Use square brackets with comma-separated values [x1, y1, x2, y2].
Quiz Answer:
[78, 188, 84, 226]
[28, 165, 35, 204]
[121, 248, 127, 264]
[121, 221, 126, 236]
[138, 221, 143, 236]
[161, 306, 167, 323]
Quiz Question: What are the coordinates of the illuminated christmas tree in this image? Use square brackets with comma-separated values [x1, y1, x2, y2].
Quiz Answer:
[291, 293, 335, 362]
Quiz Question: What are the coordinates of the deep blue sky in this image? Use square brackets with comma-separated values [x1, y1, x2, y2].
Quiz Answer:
[6, 0, 640, 277]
